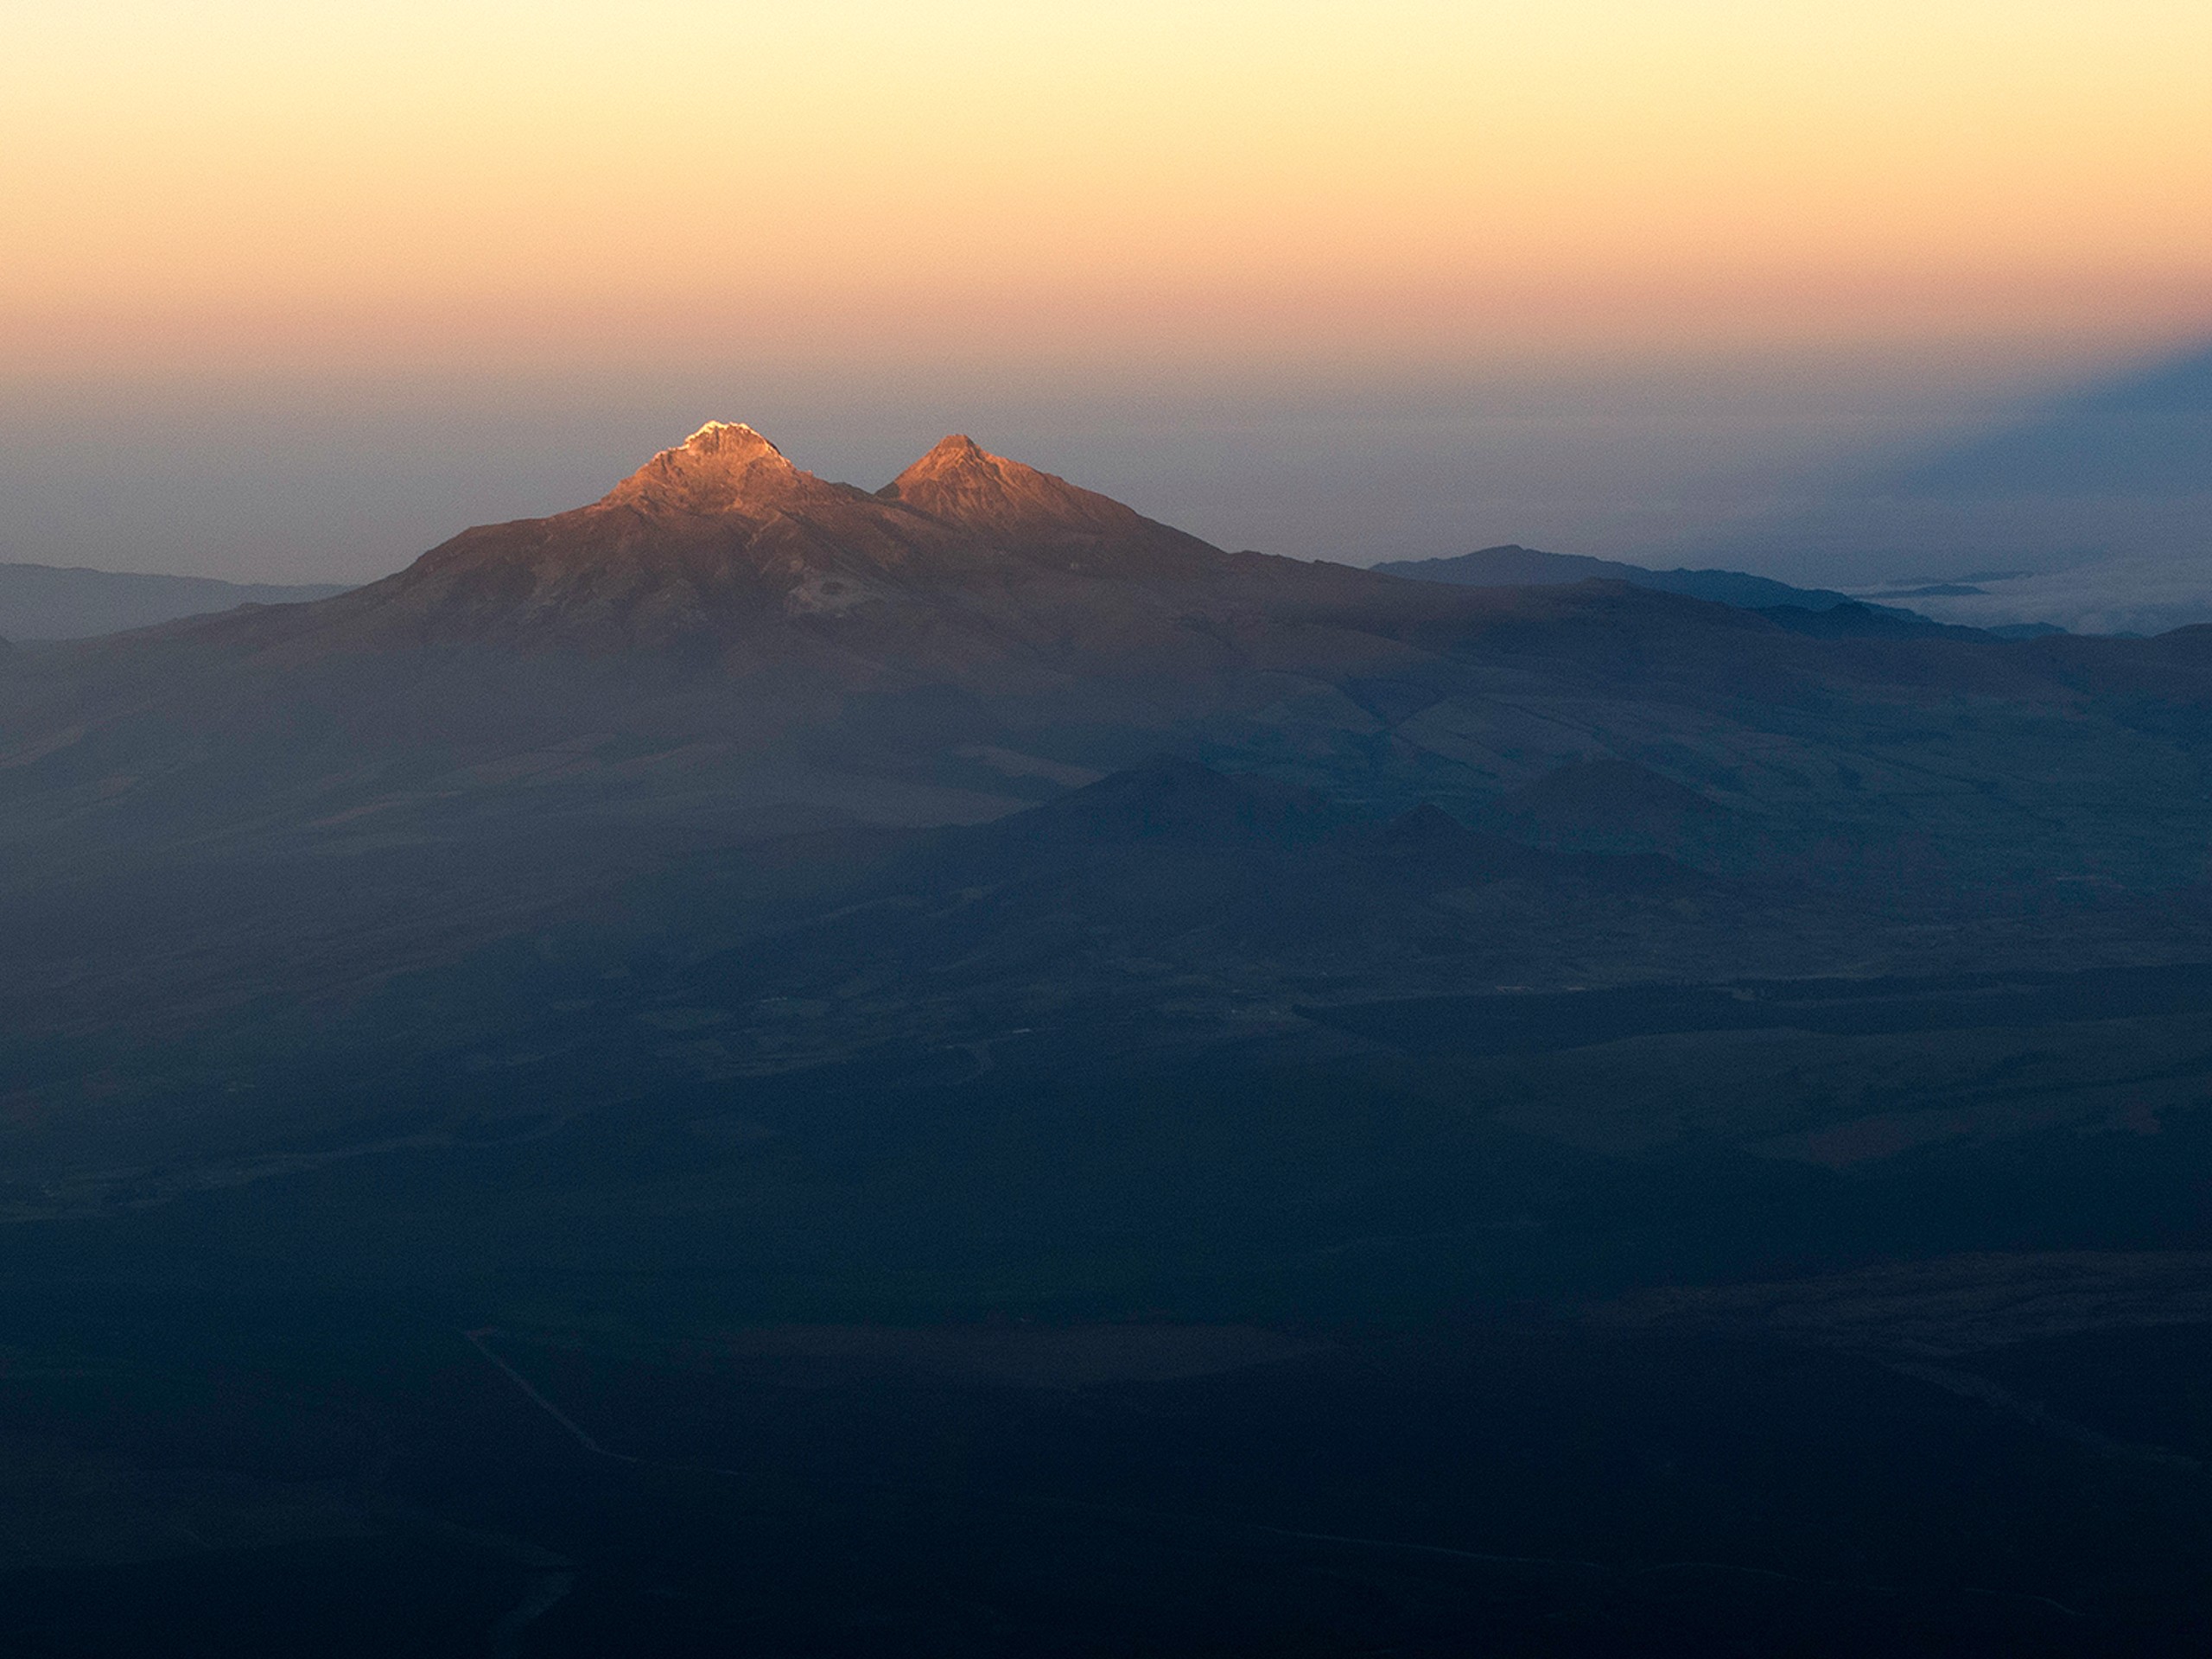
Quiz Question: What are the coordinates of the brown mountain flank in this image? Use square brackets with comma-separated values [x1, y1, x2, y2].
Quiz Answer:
[229, 422, 1353, 664]
[0, 423, 1464, 856]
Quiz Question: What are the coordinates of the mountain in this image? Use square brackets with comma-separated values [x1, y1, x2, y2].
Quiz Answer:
[880, 433, 1225, 576]
[251, 421, 1256, 663]
[1371, 543, 1859, 610]
[10, 417, 2212, 1052]
[32, 422, 1897, 866]
[13, 425, 2212, 1656]
[0, 560, 348, 641]
[1370, 543, 1962, 626]
[0, 422, 1491, 864]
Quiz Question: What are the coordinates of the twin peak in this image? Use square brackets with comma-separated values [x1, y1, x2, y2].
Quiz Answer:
[604, 422, 1135, 535]
[624, 422, 1007, 500]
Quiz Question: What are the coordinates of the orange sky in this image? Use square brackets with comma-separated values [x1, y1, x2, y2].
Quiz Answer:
[5, 2, 2210, 377]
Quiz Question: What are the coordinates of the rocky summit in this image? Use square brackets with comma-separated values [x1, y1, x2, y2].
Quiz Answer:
[181, 423, 1296, 660]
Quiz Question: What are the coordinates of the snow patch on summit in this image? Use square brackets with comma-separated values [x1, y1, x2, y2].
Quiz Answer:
[601, 420, 826, 518]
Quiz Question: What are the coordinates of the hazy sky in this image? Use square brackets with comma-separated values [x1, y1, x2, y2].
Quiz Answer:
[3, 2, 2207, 581]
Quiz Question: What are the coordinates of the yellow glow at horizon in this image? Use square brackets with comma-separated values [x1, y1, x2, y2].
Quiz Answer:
[4, 1, 2209, 370]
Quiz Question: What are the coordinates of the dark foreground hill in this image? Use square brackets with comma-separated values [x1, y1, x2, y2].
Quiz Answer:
[6, 748, 2212, 1656]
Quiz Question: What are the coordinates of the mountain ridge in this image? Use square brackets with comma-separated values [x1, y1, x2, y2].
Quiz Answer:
[1374, 543, 1896, 615]
[0, 561, 351, 642]
[5, 418, 2209, 913]
[206, 422, 1313, 667]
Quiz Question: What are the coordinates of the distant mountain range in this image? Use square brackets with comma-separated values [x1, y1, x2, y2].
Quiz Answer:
[1371, 544, 1867, 612]
[0, 561, 348, 642]
[1370, 544, 2064, 639]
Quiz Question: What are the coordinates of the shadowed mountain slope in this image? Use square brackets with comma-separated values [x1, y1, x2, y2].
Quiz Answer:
[1507, 757, 1719, 830]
